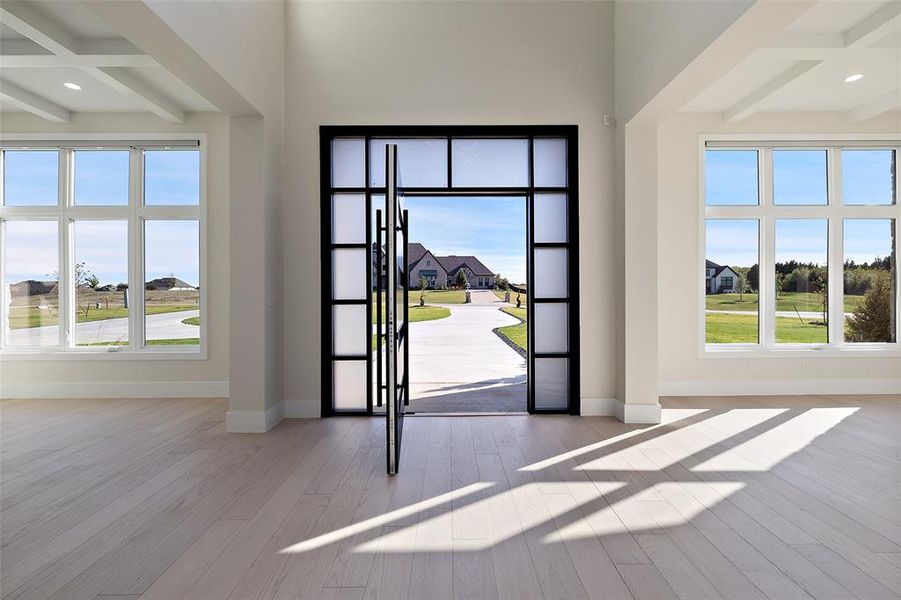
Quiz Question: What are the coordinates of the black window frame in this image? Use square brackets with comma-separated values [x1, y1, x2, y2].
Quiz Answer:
[320, 125, 580, 416]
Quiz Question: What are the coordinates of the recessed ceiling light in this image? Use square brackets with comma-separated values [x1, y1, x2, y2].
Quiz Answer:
[844, 73, 864, 83]
[63, 81, 82, 91]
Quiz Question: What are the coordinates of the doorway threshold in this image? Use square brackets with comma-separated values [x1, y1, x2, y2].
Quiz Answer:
[408, 411, 529, 417]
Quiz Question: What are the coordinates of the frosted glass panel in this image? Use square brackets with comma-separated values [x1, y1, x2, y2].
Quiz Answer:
[332, 249, 367, 299]
[534, 303, 568, 353]
[534, 248, 568, 298]
[534, 138, 567, 187]
[535, 358, 568, 410]
[332, 138, 365, 187]
[332, 194, 366, 244]
[333, 304, 367, 355]
[452, 139, 528, 187]
[534, 194, 567, 243]
[370, 139, 447, 187]
[334, 361, 367, 410]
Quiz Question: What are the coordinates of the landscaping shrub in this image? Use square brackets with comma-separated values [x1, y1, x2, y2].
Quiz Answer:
[846, 271, 895, 343]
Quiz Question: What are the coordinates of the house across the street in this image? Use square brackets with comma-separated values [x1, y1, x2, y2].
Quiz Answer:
[145, 277, 197, 291]
[705, 260, 740, 294]
[375, 242, 496, 289]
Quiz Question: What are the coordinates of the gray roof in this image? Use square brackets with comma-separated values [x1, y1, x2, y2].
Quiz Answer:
[407, 243, 429, 270]
[146, 277, 195, 290]
[437, 255, 494, 277]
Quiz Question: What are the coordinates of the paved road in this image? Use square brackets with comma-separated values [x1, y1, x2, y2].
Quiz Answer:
[6, 309, 199, 347]
[381, 290, 527, 412]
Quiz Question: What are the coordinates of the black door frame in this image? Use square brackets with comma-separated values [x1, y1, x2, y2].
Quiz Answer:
[320, 125, 580, 417]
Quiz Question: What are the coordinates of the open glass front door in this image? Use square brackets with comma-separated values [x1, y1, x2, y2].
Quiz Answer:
[379, 144, 409, 474]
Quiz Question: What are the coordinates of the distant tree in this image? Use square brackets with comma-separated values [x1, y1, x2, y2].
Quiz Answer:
[455, 269, 468, 288]
[775, 272, 786, 298]
[495, 273, 509, 291]
[747, 264, 759, 292]
[418, 275, 428, 306]
[735, 270, 750, 302]
[86, 274, 101, 289]
[846, 271, 894, 342]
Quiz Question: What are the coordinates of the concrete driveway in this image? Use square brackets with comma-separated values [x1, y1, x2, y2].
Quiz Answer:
[6, 309, 199, 347]
[408, 290, 526, 412]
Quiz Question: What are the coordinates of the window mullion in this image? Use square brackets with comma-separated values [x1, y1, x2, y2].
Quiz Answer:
[59, 149, 73, 349]
[760, 149, 774, 348]
[129, 148, 144, 350]
[828, 148, 844, 348]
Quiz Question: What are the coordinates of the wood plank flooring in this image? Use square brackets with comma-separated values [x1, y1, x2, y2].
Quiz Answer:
[1, 395, 899, 599]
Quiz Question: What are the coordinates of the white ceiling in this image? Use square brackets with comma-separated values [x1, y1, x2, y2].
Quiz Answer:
[682, 0, 901, 121]
[0, 0, 217, 123]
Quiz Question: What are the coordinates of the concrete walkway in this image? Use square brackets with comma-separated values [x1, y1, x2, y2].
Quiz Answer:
[6, 309, 199, 346]
[408, 290, 526, 412]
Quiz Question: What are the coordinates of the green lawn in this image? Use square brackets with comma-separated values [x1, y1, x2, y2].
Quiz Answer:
[10, 304, 197, 330]
[182, 316, 200, 326]
[706, 313, 832, 344]
[371, 304, 451, 349]
[82, 338, 200, 347]
[497, 306, 527, 352]
[706, 292, 861, 313]
[493, 289, 527, 306]
[414, 289, 467, 304]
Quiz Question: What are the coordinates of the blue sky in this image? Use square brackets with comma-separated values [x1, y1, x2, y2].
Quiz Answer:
[3, 150, 199, 286]
[706, 149, 896, 268]
[375, 196, 528, 283]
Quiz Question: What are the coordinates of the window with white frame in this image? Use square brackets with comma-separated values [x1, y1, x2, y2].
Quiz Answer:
[703, 142, 899, 350]
[0, 141, 203, 353]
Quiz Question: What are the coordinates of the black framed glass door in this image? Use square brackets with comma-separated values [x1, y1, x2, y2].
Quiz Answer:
[321, 126, 580, 417]
[381, 144, 409, 474]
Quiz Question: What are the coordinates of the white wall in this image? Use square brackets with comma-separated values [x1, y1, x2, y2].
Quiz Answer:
[0, 112, 230, 398]
[284, 0, 617, 416]
[140, 0, 287, 429]
[658, 111, 901, 396]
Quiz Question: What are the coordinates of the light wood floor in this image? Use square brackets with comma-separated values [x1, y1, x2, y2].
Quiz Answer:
[1, 395, 900, 600]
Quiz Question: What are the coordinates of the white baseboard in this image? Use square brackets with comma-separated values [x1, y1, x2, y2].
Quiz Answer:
[226, 400, 284, 433]
[659, 378, 901, 397]
[615, 399, 662, 424]
[580, 397, 662, 424]
[0, 380, 228, 399]
[580, 397, 619, 416]
[284, 398, 320, 418]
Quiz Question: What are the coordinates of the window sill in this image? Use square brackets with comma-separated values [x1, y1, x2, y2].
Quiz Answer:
[0, 347, 206, 361]
[702, 344, 901, 358]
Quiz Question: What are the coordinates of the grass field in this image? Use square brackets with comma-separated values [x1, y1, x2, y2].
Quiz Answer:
[182, 316, 200, 326]
[371, 304, 451, 349]
[706, 313, 832, 344]
[706, 292, 861, 313]
[9, 304, 197, 330]
[493, 289, 528, 306]
[82, 338, 200, 347]
[497, 306, 527, 352]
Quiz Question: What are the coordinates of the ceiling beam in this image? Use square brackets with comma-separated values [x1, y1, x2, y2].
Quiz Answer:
[848, 87, 901, 122]
[0, 0, 183, 122]
[0, 1, 78, 55]
[83, 0, 257, 116]
[97, 67, 183, 122]
[0, 78, 69, 122]
[0, 54, 158, 68]
[845, 1, 901, 49]
[724, 60, 822, 122]
[759, 2, 901, 61]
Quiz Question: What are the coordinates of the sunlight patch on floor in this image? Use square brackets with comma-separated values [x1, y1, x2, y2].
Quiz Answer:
[692, 407, 859, 471]
[278, 482, 493, 554]
[518, 409, 709, 473]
